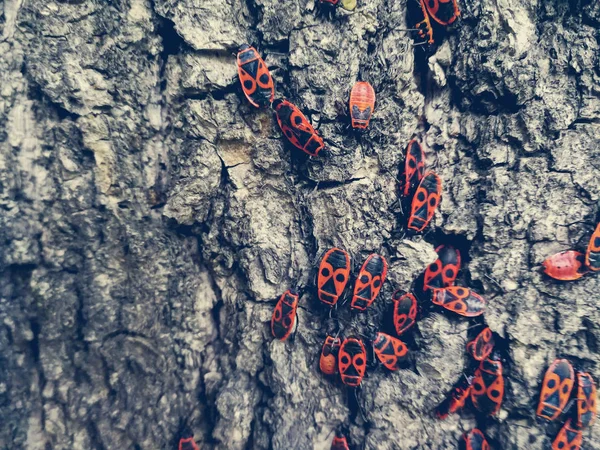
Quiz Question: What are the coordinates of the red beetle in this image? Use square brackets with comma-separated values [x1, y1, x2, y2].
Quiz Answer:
[414, 0, 460, 45]
[537, 359, 575, 421]
[392, 291, 417, 335]
[270, 289, 299, 341]
[407, 171, 442, 233]
[403, 139, 425, 198]
[471, 356, 504, 416]
[423, 245, 461, 291]
[542, 250, 589, 281]
[330, 432, 350, 450]
[423, 0, 460, 26]
[466, 327, 495, 362]
[435, 375, 473, 419]
[236, 44, 275, 108]
[273, 99, 325, 157]
[351, 254, 388, 311]
[319, 335, 342, 375]
[373, 332, 409, 371]
[552, 418, 582, 450]
[317, 248, 351, 306]
[338, 337, 367, 387]
[576, 371, 597, 429]
[585, 222, 600, 271]
[432, 287, 485, 317]
[349, 81, 376, 129]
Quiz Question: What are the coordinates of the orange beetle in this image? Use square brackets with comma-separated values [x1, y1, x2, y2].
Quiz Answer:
[575, 371, 597, 429]
[552, 419, 582, 450]
[236, 44, 274, 108]
[349, 81, 375, 129]
[585, 222, 600, 271]
[542, 250, 589, 281]
[270, 289, 299, 341]
[407, 171, 442, 233]
[537, 359, 575, 421]
[319, 335, 342, 375]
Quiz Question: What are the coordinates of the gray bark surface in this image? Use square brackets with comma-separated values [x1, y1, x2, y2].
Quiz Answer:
[1, 0, 599, 448]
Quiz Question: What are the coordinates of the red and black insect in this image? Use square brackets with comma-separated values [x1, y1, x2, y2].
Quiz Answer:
[373, 332, 409, 371]
[431, 287, 485, 317]
[351, 254, 388, 311]
[320, 335, 342, 375]
[423, 245, 461, 291]
[466, 327, 495, 362]
[542, 250, 589, 281]
[585, 222, 600, 271]
[414, 0, 460, 45]
[424, 0, 460, 25]
[414, 2, 434, 45]
[552, 418, 582, 450]
[179, 437, 200, 450]
[402, 139, 425, 198]
[459, 429, 490, 450]
[349, 81, 375, 129]
[271, 289, 299, 341]
[236, 44, 275, 108]
[317, 248, 351, 306]
[338, 337, 367, 387]
[407, 171, 442, 233]
[575, 371, 597, 429]
[470, 356, 504, 416]
[392, 291, 418, 335]
[537, 359, 575, 421]
[330, 432, 350, 450]
[435, 374, 473, 419]
[273, 99, 325, 157]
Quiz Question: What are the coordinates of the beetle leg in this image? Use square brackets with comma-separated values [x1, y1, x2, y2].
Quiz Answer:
[291, 314, 300, 343]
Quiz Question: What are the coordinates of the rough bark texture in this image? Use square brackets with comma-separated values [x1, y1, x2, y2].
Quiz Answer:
[1, 0, 599, 449]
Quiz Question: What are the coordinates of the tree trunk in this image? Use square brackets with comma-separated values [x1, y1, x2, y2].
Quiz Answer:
[1, 0, 599, 448]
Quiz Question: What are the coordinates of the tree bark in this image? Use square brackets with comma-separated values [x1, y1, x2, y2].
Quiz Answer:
[1, 0, 599, 449]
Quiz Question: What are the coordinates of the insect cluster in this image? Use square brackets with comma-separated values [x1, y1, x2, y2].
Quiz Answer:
[426, 241, 502, 428]
[536, 359, 597, 450]
[237, 43, 378, 159]
[236, 0, 461, 159]
[423, 241, 502, 450]
[236, 44, 326, 156]
[230, 1, 598, 449]
[542, 222, 600, 281]
[267, 139, 493, 448]
[318, 0, 459, 44]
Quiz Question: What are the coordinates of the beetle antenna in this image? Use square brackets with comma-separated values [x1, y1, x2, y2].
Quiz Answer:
[484, 274, 507, 294]
[333, 328, 342, 340]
